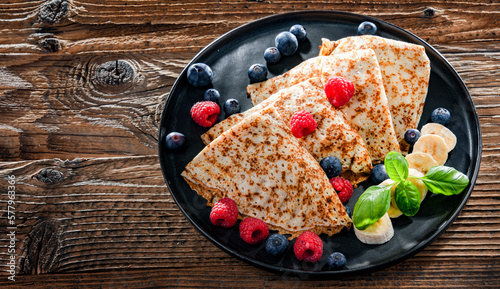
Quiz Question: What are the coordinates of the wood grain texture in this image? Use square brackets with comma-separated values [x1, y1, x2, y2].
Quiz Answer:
[0, 0, 499, 287]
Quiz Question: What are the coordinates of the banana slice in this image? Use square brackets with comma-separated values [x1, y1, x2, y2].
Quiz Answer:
[421, 123, 457, 152]
[383, 169, 428, 218]
[408, 168, 428, 202]
[354, 213, 394, 244]
[412, 134, 448, 165]
[406, 152, 439, 174]
[380, 179, 402, 218]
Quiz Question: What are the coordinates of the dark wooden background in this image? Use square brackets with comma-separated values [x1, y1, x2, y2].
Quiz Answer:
[0, 0, 499, 288]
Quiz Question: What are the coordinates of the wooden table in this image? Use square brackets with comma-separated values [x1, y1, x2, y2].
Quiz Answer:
[1, 1, 498, 288]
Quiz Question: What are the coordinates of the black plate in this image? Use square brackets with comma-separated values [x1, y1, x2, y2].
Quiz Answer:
[158, 10, 481, 277]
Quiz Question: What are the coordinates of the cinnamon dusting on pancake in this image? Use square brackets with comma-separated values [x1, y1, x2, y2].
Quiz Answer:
[183, 107, 352, 238]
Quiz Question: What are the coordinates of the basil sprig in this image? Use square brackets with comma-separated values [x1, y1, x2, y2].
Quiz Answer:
[413, 166, 470, 196]
[385, 151, 409, 182]
[353, 185, 391, 230]
[395, 180, 420, 216]
[353, 151, 470, 230]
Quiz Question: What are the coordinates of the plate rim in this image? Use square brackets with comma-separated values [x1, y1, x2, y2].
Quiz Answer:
[158, 9, 482, 278]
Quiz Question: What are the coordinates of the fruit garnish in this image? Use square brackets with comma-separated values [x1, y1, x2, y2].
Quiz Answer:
[187, 63, 213, 88]
[290, 110, 317, 138]
[210, 198, 238, 228]
[353, 151, 470, 230]
[324, 76, 355, 108]
[289, 24, 307, 43]
[190, 101, 220, 127]
[327, 252, 347, 269]
[203, 88, 221, 105]
[239, 217, 269, 245]
[357, 21, 377, 35]
[265, 234, 289, 257]
[223, 98, 241, 117]
[421, 123, 457, 152]
[165, 132, 185, 152]
[412, 134, 448, 165]
[320, 156, 342, 179]
[404, 128, 421, 145]
[264, 47, 281, 64]
[353, 213, 394, 244]
[293, 231, 323, 263]
[330, 177, 353, 204]
[406, 152, 438, 175]
[248, 63, 268, 83]
[370, 163, 389, 184]
[275, 31, 298, 56]
[431, 107, 451, 125]
[343, 205, 352, 218]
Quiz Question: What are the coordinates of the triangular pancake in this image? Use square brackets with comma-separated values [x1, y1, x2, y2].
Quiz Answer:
[319, 35, 431, 154]
[182, 107, 352, 238]
[202, 78, 372, 183]
[247, 49, 400, 163]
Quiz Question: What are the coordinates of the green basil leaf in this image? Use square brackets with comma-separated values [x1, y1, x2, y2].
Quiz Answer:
[418, 166, 470, 196]
[384, 151, 409, 183]
[353, 185, 391, 230]
[395, 180, 421, 216]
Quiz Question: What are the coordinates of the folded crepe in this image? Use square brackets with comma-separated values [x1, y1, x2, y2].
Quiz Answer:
[319, 35, 431, 154]
[202, 78, 372, 183]
[182, 107, 352, 238]
[247, 49, 400, 163]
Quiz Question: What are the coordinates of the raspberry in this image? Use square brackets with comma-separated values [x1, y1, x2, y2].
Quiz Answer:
[293, 231, 323, 263]
[330, 177, 353, 204]
[290, 110, 317, 138]
[190, 101, 220, 127]
[239, 217, 269, 245]
[209, 198, 238, 228]
[324, 76, 355, 108]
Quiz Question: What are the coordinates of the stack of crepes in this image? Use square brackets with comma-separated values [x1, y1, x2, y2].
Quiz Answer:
[182, 35, 430, 238]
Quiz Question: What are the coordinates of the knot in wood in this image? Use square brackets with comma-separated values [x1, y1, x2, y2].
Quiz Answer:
[21, 220, 61, 274]
[423, 7, 436, 18]
[38, 0, 71, 24]
[37, 168, 64, 184]
[39, 38, 62, 53]
[94, 59, 135, 87]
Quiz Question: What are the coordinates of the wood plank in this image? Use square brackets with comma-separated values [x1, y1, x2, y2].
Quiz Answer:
[0, 1, 498, 55]
[1, 259, 499, 288]
[0, 54, 181, 161]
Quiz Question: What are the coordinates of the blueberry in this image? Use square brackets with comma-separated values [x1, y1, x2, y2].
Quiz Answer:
[223, 98, 241, 117]
[165, 132, 185, 151]
[187, 63, 213, 88]
[275, 31, 298, 56]
[265, 234, 289, 257]
[343, 205, 352, 218]
[431, 107, 451, 125]
[357, 21, 377, 35]
[264, 47, 281, 64]
[320, 156, 343, 179]
[327, 252, 346, 269]
[371, 163, 389, 184]
[404, 128, 421, 145]
[289, 24, 307, 43]
[203, 88, 221, 104]
[248, 64, 268, 83]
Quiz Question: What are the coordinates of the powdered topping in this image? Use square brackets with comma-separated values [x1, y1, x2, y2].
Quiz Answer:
[182, 107, 352, 238]
[319, 35, 430, 154]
